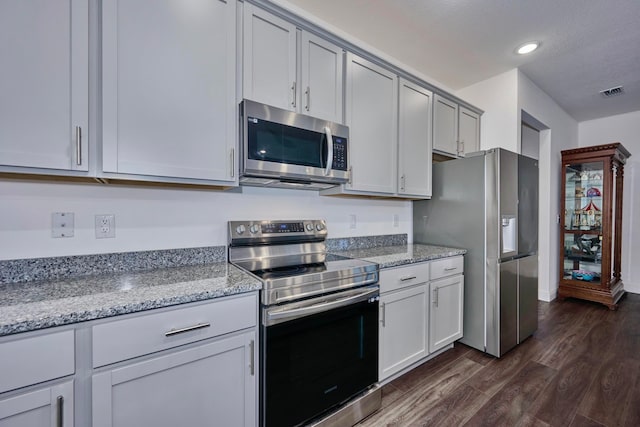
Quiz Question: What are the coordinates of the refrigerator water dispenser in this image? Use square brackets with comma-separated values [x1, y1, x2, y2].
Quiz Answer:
[502, 215, 516, 254]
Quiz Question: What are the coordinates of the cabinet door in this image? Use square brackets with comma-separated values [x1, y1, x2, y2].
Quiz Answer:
[345, 54, 398, 194]
[102, 0, 236, 182]
[379, 285, 428, 381]
[0, 380, 73, 427]
[458, 106, 480, 156]
[429, 275, 464, 353]
[92, 331, 256, 427]
[398, 79, 432, 198]
[300, 33, 344, 123]
[243, 4, 297, 111]
[0, 0, 88, 172]
[432, 94, 458, 156]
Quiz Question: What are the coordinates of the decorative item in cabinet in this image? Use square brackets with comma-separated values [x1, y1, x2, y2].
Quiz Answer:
[559, 142, 630, 310]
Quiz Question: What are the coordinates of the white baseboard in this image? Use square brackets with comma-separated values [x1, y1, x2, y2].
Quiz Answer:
[538, 288, 556, 302]
[625, 281, 640, 294]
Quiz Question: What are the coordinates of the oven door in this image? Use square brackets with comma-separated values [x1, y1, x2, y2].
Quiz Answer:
[262, 286, 379, 427]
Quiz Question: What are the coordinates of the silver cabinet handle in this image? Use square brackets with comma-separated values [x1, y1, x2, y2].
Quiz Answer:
[230, 148, 235, 178]
[400, 174, 406, 192]
[380, 302, 386, 327]
[57, 396, 64, 427]
[165, 322, 210, 337]
[249, 339, 255, 376]
[75, 126, 82, 166]
[291, 81, 297, 108]
[433, 288, 439, 307]
[460, 140, 465, 155]
[348, 166, 353, 185]
[324, 127, 333, 176]
[444, 267, 457, 271]
[305, 86, 310, 111]
[400, 275, 417, 281]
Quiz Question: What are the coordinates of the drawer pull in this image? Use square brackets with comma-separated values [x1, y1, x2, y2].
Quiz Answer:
[56, 396, 63, 427]
[400, 275, 417, 281]
[444, 267, 457, 271]
[165, 322, 211, 337]
[249, 340, 255, 376]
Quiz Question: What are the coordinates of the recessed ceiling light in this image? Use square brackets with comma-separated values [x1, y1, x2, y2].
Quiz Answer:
[516, 42, 540, 55]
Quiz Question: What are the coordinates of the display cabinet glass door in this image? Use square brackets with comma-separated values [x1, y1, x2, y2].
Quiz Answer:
[563, 161, 605, 285]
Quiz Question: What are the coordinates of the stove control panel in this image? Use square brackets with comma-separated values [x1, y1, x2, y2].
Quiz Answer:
[228, 219, 327, 245]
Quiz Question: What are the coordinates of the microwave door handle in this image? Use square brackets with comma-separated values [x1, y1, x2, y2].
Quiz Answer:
[324, 127, 333, 176]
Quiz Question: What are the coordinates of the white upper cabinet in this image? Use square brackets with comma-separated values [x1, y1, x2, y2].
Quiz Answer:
[243, 4, 344, 123]
[458, 106, 481, 155]
[102, 0, 237, 183]
[343, 53, 398, 194]
[0, 0, 88, 172]
[398, 79, 432, 198]
[300, 32, 344, 122]
[243, 4, 297, 112]
[433, 94, 459, 157]
[433, 94, 481, 158]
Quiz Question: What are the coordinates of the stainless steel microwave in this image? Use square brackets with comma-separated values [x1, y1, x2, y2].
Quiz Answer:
[239, 100, 349, 190]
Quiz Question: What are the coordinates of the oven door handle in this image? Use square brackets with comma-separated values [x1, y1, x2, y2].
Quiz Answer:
[266, 287, 378, 324]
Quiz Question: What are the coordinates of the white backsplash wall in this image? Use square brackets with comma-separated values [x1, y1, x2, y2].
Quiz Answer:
[0, 180, 412, 260]
[578, 110, 640, 294]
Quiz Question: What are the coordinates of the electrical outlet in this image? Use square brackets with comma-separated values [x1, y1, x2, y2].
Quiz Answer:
[95, 214, 116, 239]
[52, 212, 74, 238]
[349, 214, 357, 229]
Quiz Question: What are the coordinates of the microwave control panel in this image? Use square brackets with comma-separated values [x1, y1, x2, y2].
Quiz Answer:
[332, 138, 348, 171]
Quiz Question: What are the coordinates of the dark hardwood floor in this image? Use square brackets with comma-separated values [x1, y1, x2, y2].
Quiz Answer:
[356, 293, 640, 427]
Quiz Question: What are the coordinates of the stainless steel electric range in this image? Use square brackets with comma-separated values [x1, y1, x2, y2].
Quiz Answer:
[228, 219, 381, 427]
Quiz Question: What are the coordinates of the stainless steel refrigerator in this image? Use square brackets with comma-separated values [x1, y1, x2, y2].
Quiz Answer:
[413, 148, 538, 357]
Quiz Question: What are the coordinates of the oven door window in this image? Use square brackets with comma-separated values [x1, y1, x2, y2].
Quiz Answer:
[248, 118, 328, 169]
[264, 298, 378, 427]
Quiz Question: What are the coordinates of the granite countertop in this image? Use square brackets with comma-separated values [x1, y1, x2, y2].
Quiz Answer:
[331, 243, 466, 269]
[0, 262, 261, 337]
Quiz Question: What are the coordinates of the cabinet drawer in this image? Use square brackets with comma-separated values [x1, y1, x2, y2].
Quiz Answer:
[93, 293, 257, 368]
[380, 262, 430, 293]
[0, 330, 75, 394]
[430, 256, 464, 281]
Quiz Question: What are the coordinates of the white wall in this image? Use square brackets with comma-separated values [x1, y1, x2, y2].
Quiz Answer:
[578, 110, 640, 293]
[456, 69, 519, 151]
[457, 69, 579, 301]
[517, 71, 579, 301]
[0, 180, 411, 260]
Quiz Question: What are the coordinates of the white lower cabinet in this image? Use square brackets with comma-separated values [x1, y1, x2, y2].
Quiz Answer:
[379, 284, 428, 380]
[0, 329, 75, 427]
[92, 330, 256, 427]
[0, 380, 73, 427]
[91, 294, 258, 427]
[429, 274, 464, 353]
[378, 256, 464, 382]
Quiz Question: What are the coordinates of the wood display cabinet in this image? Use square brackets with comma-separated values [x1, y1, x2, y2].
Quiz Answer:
[559, 143, 631, 309]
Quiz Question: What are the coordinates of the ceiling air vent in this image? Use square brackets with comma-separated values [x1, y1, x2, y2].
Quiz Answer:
[600, 86, 624, 98]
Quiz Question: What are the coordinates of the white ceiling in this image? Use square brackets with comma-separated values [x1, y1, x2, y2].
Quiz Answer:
[284, 0, 640, 122]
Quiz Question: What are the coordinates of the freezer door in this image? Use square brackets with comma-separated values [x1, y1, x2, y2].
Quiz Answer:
[518, 155, 539, 254]
[497, 258, 518, 357]
[518, 255, 538, 342]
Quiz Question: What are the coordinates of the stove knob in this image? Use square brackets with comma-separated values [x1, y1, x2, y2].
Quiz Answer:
[306, 223, 314, 232]
[315, 223, 325, 231]
[249, 224, 260, 234]
[235, 225, 246, 235]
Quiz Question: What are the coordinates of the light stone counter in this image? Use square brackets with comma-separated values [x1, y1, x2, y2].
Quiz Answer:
[331, 243, 466, 269]
[0, 262, 261, 336]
